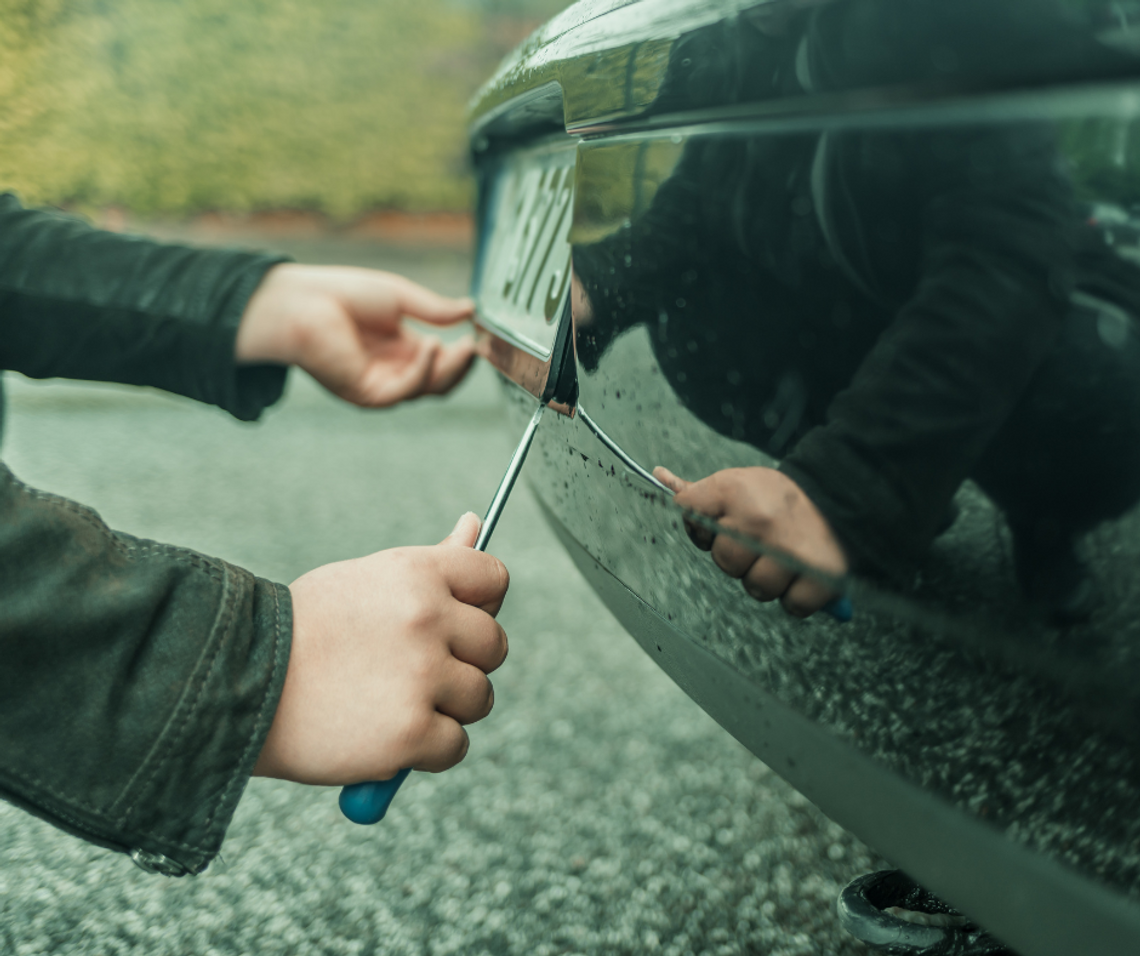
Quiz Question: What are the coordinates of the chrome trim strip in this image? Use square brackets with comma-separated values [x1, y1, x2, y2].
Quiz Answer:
[570, 79, 1140, 140]
[576, 403, 674, 497]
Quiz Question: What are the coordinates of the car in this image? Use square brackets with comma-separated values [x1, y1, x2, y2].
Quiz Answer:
[466, 2, 1140, 954]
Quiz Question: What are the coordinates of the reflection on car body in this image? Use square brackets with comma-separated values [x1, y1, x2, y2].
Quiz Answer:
[469, 1, 1140, 953]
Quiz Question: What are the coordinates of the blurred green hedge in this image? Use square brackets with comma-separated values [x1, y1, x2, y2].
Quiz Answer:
[0, 0, 561, 217]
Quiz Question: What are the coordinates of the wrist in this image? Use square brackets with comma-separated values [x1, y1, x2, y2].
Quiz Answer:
[234, 264, 309, 366]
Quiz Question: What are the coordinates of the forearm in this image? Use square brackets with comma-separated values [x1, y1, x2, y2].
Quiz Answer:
[782, 274, 1066, 580]
[0, 462, 291, 875]
[0, 194, 291, 421]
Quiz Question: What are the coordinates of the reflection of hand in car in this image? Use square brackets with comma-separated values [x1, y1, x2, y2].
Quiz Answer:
[654, 465, 848, 618]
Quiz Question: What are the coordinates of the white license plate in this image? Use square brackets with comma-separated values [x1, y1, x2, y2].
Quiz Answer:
[475, 145, 576, 359]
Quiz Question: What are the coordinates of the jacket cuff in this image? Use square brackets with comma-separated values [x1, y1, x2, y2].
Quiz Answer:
[122, 573, 293, 875]
[780, 427, 926, 585]
[206, 256, 291, 422]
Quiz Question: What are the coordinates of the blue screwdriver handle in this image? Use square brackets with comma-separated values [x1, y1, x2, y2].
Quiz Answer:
[339, 768, 412, 825]
[825, 595, 854, 623]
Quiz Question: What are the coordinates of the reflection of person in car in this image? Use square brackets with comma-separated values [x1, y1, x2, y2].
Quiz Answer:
[573, 0, 1140, 622]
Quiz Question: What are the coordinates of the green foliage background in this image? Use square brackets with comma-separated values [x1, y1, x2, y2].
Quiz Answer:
[0, 0, 568, 217]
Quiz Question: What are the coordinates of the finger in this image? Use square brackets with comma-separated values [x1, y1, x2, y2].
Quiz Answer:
[436, 547, 510, 614]
[409, 713, 470, 773]
[671, 471, 733, 519]
[440, 512, 481, 548]
[653, 466, 691, 494]
[673, 473, 737, 553]
[425, 336, 477, 395]
[742, 555, 796, 603]
[357, 336, 439, 407]
[682, 515, 716, 551]
[447, 603, 509, 671]
[709, 533, 762, 579]
[657, 467, 715, 549]
[781, 575, 839, 619]
[434, 658, 495, 725]
[392, 277, 475, 327]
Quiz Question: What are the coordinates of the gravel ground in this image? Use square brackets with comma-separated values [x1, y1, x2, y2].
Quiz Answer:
[0, 241, 881, 955]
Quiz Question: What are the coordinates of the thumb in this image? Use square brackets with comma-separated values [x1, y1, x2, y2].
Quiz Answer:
[653, 466, 691, 494]
[441, 511, 481, 548]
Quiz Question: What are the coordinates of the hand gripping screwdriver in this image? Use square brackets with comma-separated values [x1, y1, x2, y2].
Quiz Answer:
[338, 402, 547, 825]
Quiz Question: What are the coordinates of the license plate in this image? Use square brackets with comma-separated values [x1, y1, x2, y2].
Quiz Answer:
[475, 145, 576, 360]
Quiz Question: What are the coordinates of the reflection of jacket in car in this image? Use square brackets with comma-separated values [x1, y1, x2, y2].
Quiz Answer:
[573, 0, 1140, 582]
[0, 195, 292, 876]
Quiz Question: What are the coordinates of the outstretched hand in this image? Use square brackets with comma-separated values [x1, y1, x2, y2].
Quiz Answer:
[254, 513, 510, 786]
[236, 264, 476, 407]
[654, 465, 848, 619]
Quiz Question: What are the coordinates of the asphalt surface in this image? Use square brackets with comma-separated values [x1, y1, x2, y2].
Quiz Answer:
[0, 239, 882, 956]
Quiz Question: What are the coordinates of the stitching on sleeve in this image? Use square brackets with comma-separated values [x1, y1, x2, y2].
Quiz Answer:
[22, 486, 127, 548]
[202, 581, 284, 833]
[13, 474, 225, 581]
[1, 767, 118, 816]
[111, 569, 236, 828]
[0, 765, 214, 858]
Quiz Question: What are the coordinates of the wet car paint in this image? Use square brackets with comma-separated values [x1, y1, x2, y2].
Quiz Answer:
[469, 3, 1140, 954]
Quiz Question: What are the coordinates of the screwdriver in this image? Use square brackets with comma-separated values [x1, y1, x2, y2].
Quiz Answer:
[338, 398, 851, 825]
[338, 402, 547, 825]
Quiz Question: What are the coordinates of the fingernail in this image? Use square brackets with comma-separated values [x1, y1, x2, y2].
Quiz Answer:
[453, 511, 480, 532]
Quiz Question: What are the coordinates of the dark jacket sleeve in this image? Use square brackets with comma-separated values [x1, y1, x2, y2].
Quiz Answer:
[780, 126, 1076, 581]
[0, 462, 291, 875]
[0, 194, 290, 421]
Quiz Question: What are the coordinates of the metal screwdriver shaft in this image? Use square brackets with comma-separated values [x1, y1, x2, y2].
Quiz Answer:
[475, 402, 545, 552]
[338, 401, 547, 825]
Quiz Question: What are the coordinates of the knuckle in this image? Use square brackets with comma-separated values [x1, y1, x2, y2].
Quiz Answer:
[480, 679, 495, 720]
[480, 623, 508, 670]
[781, 596, 815, 619]
[400, 596, 443, 637]
[743, 560, 788, 602]
[401, 708, 436, 747]
[711, 540, 751, 578]
[494, 558, 510, 597]
[743, 578, 779, 602]
[443, 729, 471, 769]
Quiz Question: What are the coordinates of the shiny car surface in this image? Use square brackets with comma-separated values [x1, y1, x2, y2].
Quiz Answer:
[466, 2, 1140, 953]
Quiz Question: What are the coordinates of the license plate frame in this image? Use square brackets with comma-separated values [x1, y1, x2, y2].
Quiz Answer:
[473, 142, 577, 404]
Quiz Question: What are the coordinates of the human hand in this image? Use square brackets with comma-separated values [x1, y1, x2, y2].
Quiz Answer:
[253, 512, 509, 785]
[653, 466, 848, 618]
[235, 264, 476, 407]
